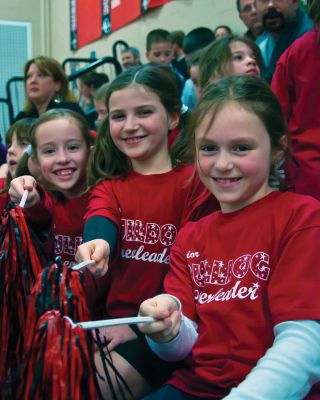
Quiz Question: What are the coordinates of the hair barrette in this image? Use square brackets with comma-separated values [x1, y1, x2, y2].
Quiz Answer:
[25, 144, 33, 156]
[181, 104, 189, 114]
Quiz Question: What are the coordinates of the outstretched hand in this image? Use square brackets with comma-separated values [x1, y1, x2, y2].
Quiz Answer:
[138, 295, 182, 343]
[9, 175, 40, 208]
[75, 239, 110, 277]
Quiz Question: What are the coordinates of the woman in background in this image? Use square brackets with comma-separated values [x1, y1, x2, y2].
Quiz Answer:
[14, 56, 85, 121]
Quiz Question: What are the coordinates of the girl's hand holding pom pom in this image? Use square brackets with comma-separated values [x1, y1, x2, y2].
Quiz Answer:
[9, 175, 40, 208]
[75, 239, 110, 277]
[138, 295, 181, 343]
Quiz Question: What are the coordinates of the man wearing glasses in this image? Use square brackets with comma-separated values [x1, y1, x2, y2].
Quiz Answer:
[237, 0, 264, 40]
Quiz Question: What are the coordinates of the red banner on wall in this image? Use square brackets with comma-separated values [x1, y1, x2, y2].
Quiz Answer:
[70, 0, 172, 50]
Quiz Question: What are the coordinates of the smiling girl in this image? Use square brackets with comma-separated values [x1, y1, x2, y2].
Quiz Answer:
[138, 75, 320, 400]
[9, 109, 93, 267]
[75, 64, 218, 398]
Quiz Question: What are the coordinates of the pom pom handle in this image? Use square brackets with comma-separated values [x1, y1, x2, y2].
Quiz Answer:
[71, 259, 95, 271]
[19, 190, 29, 208]
[64, 315, 155, 330]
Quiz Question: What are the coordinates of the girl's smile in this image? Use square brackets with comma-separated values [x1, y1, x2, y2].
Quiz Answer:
[196, 101, 274, 213]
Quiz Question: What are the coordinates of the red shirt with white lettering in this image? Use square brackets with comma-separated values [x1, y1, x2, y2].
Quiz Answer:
[85, 165, 219, 317]
[52, 192, 89, 267]
[25, 189, 89, 267]
[164, 191, 320, 398]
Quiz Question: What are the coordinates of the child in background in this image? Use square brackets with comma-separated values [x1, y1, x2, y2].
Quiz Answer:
[213, 24, 233, 39]
[9, 109, 93, 267]
[78, 71, 109, 114]
[146, 28, 185, 94]
[93, 82, 110, 125]
[75, 64, 219, 399]
[199, 34, 262, 89]
[138, 75, 320, 400]
[0, 118, 35, 210]
[181, 49, 204, 111]
[170, 30, 189, 80]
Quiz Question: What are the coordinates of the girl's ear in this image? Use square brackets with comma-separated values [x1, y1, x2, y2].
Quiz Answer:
[168, 112, 180, 130]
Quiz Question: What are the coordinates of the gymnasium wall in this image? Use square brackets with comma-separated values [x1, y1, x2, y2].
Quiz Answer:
[49, 0, 245, 64]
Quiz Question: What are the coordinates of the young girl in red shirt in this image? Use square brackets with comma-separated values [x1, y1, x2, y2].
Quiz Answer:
[9, 108, 93, 267]
[75, 63, 218, 398]
[138, 76, 320, 400]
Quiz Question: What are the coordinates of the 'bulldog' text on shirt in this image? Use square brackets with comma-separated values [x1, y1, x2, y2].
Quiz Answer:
[121, 219, 177, 246]
[55, 235, 83, 256]
[190, 252, 270, 287]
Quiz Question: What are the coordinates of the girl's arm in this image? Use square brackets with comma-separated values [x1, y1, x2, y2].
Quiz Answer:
[139, 294, 198, 361]
[83, 216, 118, 257]
[224, 320, 320, 400]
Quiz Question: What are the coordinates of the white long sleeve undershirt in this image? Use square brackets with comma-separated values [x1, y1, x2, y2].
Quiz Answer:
[146, 295, 320, 399]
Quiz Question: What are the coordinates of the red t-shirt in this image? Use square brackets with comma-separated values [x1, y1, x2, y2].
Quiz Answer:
[0, 178, 9, 212]
[52, 193, 89, 267]
[26, 189, 89, 267]
[85, 165, 219, 317]
[271, 29, 320, 200]
[164, 191, 320, 398]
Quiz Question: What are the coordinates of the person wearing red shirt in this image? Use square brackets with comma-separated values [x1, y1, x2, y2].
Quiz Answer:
[271, 0, 320, 200]
[9, 108, 93, 267]
[139, 76, 320, 400]
[76, 64, 219, 399]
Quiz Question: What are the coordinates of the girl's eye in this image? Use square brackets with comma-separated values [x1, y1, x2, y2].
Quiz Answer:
[199, 144, 218, 153]
[110, 113, 125, 121]
[232, 54, 243, 61]
[42, 148, 55, 155]
[233, 144, 251, 153]
[138, 109, 153, 117]
[68, 144, 80, 151]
